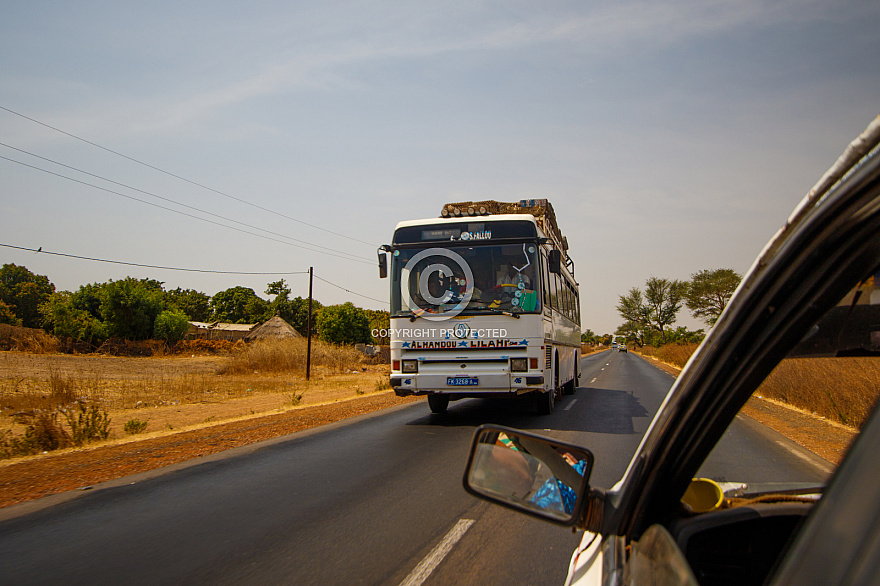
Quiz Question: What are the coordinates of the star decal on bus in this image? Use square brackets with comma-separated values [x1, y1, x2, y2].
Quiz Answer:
[402, 341, 411, 348]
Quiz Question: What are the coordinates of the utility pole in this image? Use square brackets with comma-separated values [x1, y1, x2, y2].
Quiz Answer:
[306, 266, 313, 380]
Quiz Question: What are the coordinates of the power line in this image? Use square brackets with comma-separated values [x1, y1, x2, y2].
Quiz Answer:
[0, 243, 310, 275]
[314, 274, 388, 306]
[0, 104, 377, 247]
[0, 154, 373, 264]
[3, 242, 388, 308]
[0, 141, 371, 263]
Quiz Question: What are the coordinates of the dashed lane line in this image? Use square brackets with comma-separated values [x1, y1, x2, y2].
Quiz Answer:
[399, 518, 475, 586]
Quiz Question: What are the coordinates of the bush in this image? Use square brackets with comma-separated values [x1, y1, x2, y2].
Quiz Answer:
[63, 403, 111, 446]
[101, 278, 165, 340]
[317, 302, 371, 345]
[123, 418, 149, 435]
[40, 291, 108, 345]
[1, 411, 70, 458]
[154, 309, 191, 346]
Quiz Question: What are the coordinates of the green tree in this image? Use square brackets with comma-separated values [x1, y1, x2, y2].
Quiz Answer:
[166, 288, 211, 321]
[616, 287, 650, 332]
[644, 277, 687, 343]
[154, 309, 191, 345]
[667, 326, 706, 345]
[615, 321, 645, 347]
[71, 283, 105, 320]
[317, 302, 371, 345]
[210, 286, 267, 324]
[265, 279, 293, 321]
[290, 296, 323, 336]
[686, 268, 742, 326]
[617, 277, 687, 345]
[365, 309, 390, 344]
[40, 291, 107, 344]
[0, 300, 21, 326]
[0, 264, 55, 328]
[101, 278, 165, 340]
[266, 279, 291, 300]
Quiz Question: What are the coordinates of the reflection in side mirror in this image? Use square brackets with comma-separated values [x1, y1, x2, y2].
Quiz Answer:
[463, 425, 594, 526]
[378, 250, 388, 279]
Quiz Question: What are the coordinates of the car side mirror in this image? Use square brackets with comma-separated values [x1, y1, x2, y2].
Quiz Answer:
[463, 425, 594, 526]
[378, 249, 388, 279]
[548, 250, 562, 274]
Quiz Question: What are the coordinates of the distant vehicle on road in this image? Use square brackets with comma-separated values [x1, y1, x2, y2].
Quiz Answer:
[463, 116, 880, 585]
[618, 344, 627, 353]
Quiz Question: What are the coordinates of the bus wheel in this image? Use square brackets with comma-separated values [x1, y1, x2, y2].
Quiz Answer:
[536, 389, 554, 415]
[563, 363, 577, 395]
[428, 394, 449, 414]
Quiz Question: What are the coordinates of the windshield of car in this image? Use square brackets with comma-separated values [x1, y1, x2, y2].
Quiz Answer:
[389, 243, 542, 317]
[696, 271, 880, 496]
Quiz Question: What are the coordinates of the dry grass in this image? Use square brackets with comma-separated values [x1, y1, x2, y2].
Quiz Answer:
[217, 338, 366, 375]
[757, 358, 880, 429]
[0, 324, 58, 353]
[636, 343, 880, 430]
[636, 343, 700, 369]
[0, 341, 388, 459]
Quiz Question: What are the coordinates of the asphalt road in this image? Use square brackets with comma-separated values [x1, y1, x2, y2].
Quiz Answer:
[0, 350, 829, 585]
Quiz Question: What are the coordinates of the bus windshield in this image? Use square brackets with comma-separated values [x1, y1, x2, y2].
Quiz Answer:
[390, 243, 542, 317]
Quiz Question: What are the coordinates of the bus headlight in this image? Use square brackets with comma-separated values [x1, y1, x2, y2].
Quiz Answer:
[510, 358, 528, 372]
[402, 360, 419, 373]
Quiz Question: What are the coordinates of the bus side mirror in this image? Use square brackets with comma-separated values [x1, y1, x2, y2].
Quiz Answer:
[378, 251, 388, 279]
[549, 250, 562, 274]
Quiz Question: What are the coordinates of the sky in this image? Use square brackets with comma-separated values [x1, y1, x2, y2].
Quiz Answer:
[1, 0, 878, 335]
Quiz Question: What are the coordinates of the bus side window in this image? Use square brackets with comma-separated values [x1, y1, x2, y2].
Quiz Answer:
[542, 253, 552, 308]
[567, 281, 574, 320]
[559, 275, 571, 319]
[553, 272, 561, 311]
[562, 279, 570, 320]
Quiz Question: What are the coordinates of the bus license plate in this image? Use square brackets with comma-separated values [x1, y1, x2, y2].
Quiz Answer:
[447, 376, 478, 386]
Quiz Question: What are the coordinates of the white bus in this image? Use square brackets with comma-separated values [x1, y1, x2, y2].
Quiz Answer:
[378, 200, 580, 414]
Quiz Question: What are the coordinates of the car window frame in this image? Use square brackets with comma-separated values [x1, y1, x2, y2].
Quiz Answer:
[608, 147, 880, 541]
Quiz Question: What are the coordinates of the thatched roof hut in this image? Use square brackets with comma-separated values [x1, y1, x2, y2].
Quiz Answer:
[244, 315, 302, 341]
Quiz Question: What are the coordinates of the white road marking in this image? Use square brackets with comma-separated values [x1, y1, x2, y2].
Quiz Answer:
[774, 440, 834, 475]
[564, 399, 578, 411]
[590, 377, 597, 384]
[399, 518, 475, 586]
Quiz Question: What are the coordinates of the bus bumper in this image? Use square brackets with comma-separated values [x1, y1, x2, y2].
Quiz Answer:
[390, 374, 544, 396]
